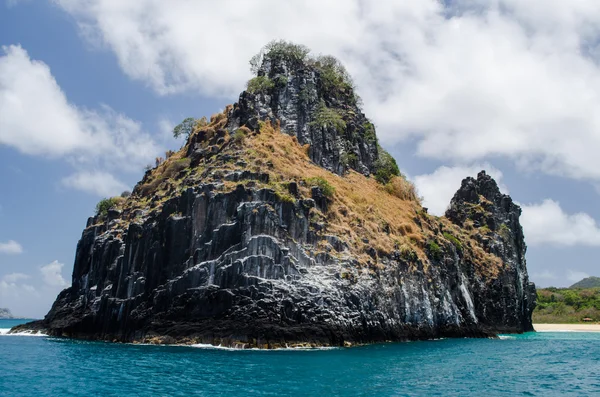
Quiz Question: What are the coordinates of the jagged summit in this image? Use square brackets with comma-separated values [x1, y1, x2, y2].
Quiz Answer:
[13, 42, 535, 347]
[226, 41, 381, 176]
[446, 170, 535, 331]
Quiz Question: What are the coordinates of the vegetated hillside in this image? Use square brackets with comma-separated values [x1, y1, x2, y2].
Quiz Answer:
[570, 276, 600, 289]
[533, 287, 600, 323]
[14, 41, 535, 347]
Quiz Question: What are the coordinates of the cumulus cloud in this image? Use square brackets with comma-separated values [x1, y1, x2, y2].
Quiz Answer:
[0, 45, 159, 168]
[0, 273, 38, 317]
[521, 199, 600, 247]
[0, 45, 160, 194]
[2, 273, 29, 283]
[40, 260, 68, 288]
[413, 165, 506, 216]
[62, 171, 129, 197]
[51, 0, 600, 183]
[0, 240, 23, 254]
[0, 262, 69, 318]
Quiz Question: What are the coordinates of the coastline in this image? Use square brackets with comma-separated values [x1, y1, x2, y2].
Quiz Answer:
[534, 323, 600, 332]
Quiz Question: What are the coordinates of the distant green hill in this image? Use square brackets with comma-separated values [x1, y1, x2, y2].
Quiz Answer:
[570, 276, 600, 289]
[534, 287, 600, 323]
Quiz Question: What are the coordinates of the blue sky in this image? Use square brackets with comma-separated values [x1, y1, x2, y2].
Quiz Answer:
[1, 0, 600, 317]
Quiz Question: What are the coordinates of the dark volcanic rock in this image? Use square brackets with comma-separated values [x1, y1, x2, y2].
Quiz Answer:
[446, 171, 536, 332]
[17, 170, 536, 346]
[226, 55, 379, 176]
[13, 49, 536, 347]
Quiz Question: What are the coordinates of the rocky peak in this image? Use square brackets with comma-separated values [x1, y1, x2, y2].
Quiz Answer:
[446, 171, 517, 231]
[446, 170, 535, 331]
[445, 170, 525, 262]
[13, 44, 537, 346]
[226, 41, 379, 176]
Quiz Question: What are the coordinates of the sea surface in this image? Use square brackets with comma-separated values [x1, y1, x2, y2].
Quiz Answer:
[1, 319, 599, 396]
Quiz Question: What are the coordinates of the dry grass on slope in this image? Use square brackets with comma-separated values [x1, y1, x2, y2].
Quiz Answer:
[242, 121, 435, 265]
[97, 109, 505, 277]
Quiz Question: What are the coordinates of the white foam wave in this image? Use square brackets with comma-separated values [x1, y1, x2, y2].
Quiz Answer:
[0, 328, 48, 337]
[190, 343, 338, 351]
[498, 335, 515, 340]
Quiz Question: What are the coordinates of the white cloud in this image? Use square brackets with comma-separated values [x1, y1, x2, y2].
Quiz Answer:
[413, 165, 506, 216]
[0, 261, 70, 318]
[0, 45, 159, 172]
[62, 171, 129, 197]
[567, 270, 590, 283]
[40, 260, 68, 288]
[0, 240, 23, 254]
[51, 0, 600, 183]
[530, 270, 557, 281]
[2, 273, 29, 283]
[0, 274, 39, 318]
[521, 199, 600, 247]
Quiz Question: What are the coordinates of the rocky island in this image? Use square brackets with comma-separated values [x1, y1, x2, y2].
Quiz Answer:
[0, 308, 14, 319]
[13, 42, 536, 347]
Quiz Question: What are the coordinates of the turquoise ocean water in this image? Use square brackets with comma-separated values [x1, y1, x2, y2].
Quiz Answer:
[1, 319, 599, 396]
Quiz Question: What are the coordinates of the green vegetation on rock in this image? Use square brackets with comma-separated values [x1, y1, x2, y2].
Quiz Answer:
[249, 40, 310, 73]
[246, 75, 275, 94]
[374, 146, 400, 184]
[173, 117, 196, 139]
[95, 197, 122, 217]
[313, 55, 356, 102]
[310, 101, 346, 133]
[427, 240, 442, 260]
[305, 176, 335, 198]
[443, 232, 463, 252]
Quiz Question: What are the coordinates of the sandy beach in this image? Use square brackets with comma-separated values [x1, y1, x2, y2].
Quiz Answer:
[534, 323, 600, 332]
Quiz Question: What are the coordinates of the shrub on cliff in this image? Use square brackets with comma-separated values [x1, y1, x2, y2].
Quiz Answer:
[250, 40, 310, 73]
[95, 197, 121, 217]
[384, 176, 419, 202]
[310, 101, 346, 133]
[314, 55, 357, 102]
[173, 117, 195, 139]
[249, 41, 357, 103]
[374, 147, 400, 184]
[443, 232, 463, 252]
[232, 128, 248, 145]
[427, 241, 442, 260]
[247, 75, 275, 94]
[305, 177, 335, 198]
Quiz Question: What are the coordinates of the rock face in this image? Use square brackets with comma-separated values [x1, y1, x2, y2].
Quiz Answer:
[226, 54, 379, 176]
[0, 308, 13, 319]
[15, 46, 535, 346]
[445, 171, 536, 332]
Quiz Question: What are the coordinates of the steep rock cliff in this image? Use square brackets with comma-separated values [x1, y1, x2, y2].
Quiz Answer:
[15, 43, 535, 347]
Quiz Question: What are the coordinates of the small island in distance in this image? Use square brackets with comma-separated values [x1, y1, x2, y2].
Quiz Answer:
[534, 276, 600, 324]
[0, 308, 14, 319]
